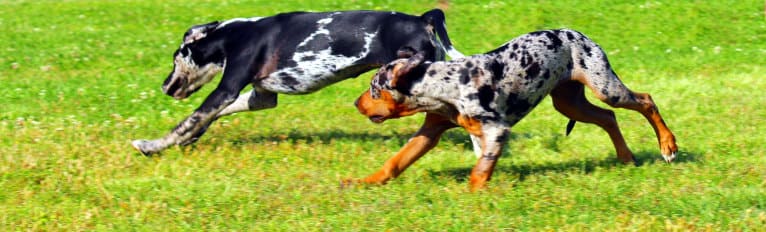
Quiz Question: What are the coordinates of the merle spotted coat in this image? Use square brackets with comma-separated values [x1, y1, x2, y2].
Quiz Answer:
[353, 29, 678, 191]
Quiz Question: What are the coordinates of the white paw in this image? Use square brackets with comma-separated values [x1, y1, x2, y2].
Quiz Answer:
[662, 152, 677, 163]
[131, 140, 158, 156]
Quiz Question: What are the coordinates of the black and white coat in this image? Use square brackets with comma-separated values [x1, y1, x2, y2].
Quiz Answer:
[132, 9, 464, 155]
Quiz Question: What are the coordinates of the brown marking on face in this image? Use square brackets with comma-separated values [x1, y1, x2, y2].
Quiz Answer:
[355, 89, 421, 123]
[388, 63, 405, 88]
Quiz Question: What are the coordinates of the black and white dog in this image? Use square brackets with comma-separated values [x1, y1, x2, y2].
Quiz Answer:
[132, 9, 465, 155]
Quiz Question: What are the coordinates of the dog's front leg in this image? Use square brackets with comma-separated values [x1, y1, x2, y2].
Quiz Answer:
[463, 120, 510, 192]
[132, 70, 249, 155]
[351, 113, 456, 186]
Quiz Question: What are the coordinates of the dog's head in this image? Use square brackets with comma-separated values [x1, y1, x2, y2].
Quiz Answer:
[162, 21, 225, 100]
[355, 50, 432, 123]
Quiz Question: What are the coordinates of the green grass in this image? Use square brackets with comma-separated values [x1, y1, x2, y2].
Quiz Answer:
[2, 0, 765, 230]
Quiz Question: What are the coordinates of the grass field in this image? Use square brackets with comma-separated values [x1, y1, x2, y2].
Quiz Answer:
[1, 0, 765, 230]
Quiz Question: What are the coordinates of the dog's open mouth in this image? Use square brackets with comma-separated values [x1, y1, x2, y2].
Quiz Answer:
[369, 115, 386, 123]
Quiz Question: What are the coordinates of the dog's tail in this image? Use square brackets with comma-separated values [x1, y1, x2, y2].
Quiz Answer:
[421, 9, 464, 59]
[566, 119, 576, 136]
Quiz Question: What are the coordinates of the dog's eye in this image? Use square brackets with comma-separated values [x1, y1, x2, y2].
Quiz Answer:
[375, 75, 388, 87]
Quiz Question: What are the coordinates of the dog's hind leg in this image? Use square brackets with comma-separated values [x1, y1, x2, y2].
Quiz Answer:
[347, 113, 456, 186]
[217, 88, 278, 117]
[574, 67, 678, 162]
[551, 81, 635, 164]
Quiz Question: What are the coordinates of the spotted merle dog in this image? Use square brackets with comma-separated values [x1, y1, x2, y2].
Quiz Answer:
[131, 9, 466, 155]
[353, 29, 678, 191]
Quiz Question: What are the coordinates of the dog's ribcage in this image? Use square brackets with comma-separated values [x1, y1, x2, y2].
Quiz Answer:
[258, 14, 378, 94]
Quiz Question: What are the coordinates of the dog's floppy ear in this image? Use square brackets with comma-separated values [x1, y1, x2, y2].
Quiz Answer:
[183, 21, 221, 43]
[390, 52, 425, 88]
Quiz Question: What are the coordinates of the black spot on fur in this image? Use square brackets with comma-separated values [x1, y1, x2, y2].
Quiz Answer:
[301, 55, 316, 61]
[505, 93, 532, 116]
[393, 65, 427, 95]
[583, 45, 593, 57]
[566, 31, 575, 40]
[471, 67, 483, 79]
[477, 85, 495, 112]
[610, 96, 621, 105]
[520, 52, 531, 67]
[428, 70, 437, 77]
[459, 68, 470, 84]
[487, 60, 505, 81]
[579, 58, 588, 70]
[466, 61, 474, 68]
[541, 70, 550, 79]
[476, 114, 501, 123]
[526, 62, 540, 78]
[280, 73, 300, 86]
[543, 31, 563, 50]
[376, 74, 387, 87]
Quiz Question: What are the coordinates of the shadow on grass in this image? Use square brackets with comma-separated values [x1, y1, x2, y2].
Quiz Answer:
[431, 150, 701, 182]
[225, 128, 509, 147]
[215, 128, 699, 182]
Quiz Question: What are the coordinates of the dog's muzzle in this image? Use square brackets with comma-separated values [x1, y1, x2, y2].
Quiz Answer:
[162, 75, 188, 99]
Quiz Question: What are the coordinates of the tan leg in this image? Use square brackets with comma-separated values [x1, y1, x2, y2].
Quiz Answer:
[611, 92, 678, 162]
[573, 69, 678, 162]
[462, 119, 509, 192]
[355, 113, 457, 185]
[550, 81, 636, 163]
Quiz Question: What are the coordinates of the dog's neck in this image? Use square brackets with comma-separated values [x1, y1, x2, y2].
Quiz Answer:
[407, 59, 480, 105]
[395, 61, 467, 117]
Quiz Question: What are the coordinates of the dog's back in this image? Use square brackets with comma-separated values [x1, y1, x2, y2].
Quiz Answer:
[410, 29, 622, 125]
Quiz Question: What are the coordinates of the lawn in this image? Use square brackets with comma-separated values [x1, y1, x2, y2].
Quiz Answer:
[1, 0, 765, 230]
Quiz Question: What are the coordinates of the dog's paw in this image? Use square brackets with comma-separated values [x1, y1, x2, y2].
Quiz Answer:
[660, 137, 678, 163]
[131, 140, 160, 156]
[662, 152, 677, 163]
